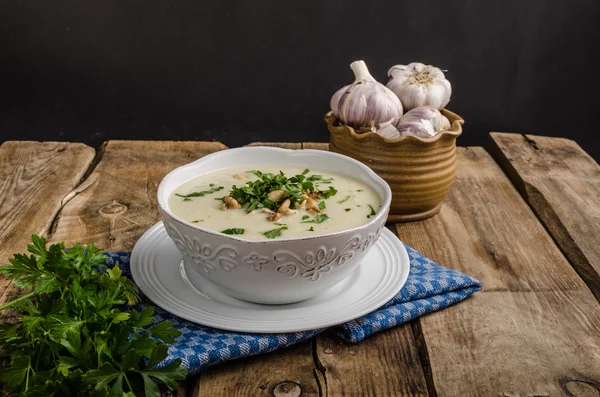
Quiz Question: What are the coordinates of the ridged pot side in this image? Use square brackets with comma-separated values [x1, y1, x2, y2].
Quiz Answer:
[326, 109, 464, 222]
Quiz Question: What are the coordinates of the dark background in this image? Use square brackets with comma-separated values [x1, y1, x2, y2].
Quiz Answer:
[1, 0, 599, 160]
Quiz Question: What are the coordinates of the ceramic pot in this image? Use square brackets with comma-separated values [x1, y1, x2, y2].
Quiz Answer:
[326, 109, 464, 222]
[157, 147, 392, 304]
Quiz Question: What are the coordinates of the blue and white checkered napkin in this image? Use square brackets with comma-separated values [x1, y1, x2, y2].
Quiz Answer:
[106, 244, 481, 376]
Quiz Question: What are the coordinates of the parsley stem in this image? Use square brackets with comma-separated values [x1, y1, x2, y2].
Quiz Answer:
[124, 373, 134, 393]
[0, 290, 37, 311]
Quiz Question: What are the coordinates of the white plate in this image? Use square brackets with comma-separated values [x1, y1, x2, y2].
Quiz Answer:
[131, 222, 410, 333]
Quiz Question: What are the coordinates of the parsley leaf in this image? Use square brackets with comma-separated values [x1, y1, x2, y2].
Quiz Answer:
[320, 186, 338, 199]
[262, 225, 289, 239]
[367, 204, 377, 218]
[302, 215, 310, 220]
[301, 214, 330, 224]
[337, 195, 351, 204]
[316, 214, 330, 223]
[221, 228, 245, 235]
[302, 168, 310, 175]
[308, 226, 315, 232]
[345, 208, 351, 212]
[175, 185, 224, 199]
[318, 201, 326, 210]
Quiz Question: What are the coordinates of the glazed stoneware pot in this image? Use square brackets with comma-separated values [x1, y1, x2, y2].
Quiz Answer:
[157, 147, 392, 305]
[326, 109, 464, 222]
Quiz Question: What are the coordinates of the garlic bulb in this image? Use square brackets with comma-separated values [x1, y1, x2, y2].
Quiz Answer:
[396, 106, 451, 138]
[331, 60, 403, 130]
[387, 63, 451, 111]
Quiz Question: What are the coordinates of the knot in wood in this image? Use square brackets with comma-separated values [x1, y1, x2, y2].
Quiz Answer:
[273, 381, 302, 397]
[563, 380, 600, 397]
[99, 200, 127, 217]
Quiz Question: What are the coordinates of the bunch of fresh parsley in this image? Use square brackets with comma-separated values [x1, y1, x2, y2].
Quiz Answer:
[0, 235, 187, 396]
[226, 169, 338, 212]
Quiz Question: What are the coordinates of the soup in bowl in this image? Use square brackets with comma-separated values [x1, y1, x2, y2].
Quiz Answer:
[157, 147, 392, 304]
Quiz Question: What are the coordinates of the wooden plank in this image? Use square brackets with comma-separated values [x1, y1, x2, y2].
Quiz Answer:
[395, 147, 600, 396]
[488, 132, 600, 301]
[316, 328, 428, 396]
[50, 141, 227, 250]
[245, 142, 301, 149]
[0, 141, 95, 300]
[302, 142, 329, 151]
[195, 342, 320, 397]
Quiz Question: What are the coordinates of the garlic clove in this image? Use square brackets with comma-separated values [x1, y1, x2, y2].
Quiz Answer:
[387, 63, 452, 111]
[377, 119, 401, 139]
[397, 120, 437, 138]
[331, 60, 403, 130]
[396, 106, 450, 138]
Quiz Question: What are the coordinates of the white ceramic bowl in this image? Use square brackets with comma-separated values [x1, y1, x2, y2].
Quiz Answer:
[157, 147, 392, 304]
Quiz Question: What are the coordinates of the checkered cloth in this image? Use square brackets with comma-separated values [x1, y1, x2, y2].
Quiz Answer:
[105, 244, 481, 376]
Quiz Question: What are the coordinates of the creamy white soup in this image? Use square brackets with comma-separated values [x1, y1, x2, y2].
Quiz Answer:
[168, 166, 381, 240]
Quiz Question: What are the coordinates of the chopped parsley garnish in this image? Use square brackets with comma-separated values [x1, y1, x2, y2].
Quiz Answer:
[367, 204, 377, 218]
[262, 225, 289, 239]
[337, 195, 351, 204]
[210, 183, 215, 187]
[192, 220, 203, 223]
[176, 185, 224, 199]
[318, 201, 326, 210]
[228, 171, 338, 212]
[308, 226, 315, 232]
[302, 215, 310, 220]
[273, 223, 287, 226]
[345, 208, 351, 212]
[301, 214, 330, 224]
[357, 189, 364, 192]
[221, 228, 245, 235]
[319, 186, 338, 199]
[302, 168, 310, 175]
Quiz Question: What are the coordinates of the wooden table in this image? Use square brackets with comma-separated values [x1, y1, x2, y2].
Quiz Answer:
[1, 134, 600, 396]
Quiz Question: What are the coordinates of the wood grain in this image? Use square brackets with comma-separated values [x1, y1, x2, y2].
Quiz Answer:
[245, 142, 302, 149]
[396, 147, 600, 396]
[195, 341, 319, 397]
[488, 132, 600, 301]
[50, 141, 227, 250]
[302, 142, 329, 151]
[316, 328, 428, 396]
[0, 141, 95, 300]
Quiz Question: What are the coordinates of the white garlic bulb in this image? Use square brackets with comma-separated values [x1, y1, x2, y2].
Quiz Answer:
[387, 63, 452, 111]
[396, 106, 451, 138]
[331, 60, 403, 130]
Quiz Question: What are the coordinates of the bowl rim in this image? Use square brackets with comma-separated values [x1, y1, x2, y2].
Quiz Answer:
[157, 146, 392, 244]
[325, 108, 464, 144]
